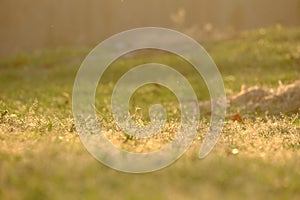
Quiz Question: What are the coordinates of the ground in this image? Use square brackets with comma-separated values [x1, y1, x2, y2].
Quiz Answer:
[0, 27, 300, 200]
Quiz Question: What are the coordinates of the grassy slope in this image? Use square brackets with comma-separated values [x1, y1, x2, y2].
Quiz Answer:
[0, 27, 300, 200]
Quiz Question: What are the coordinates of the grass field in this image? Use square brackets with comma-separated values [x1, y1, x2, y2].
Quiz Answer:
[0, 27, 300, 200]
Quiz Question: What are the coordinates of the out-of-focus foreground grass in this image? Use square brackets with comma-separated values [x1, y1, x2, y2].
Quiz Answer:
[0, 27, 300, 200]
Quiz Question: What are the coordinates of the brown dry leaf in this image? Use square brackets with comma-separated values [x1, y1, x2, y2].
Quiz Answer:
[230, 113, 243, 122]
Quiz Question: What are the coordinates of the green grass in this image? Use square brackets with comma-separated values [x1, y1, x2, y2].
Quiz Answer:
[0, 27, 300, 200]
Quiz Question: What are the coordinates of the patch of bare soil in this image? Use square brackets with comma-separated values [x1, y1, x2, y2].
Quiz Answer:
[230, 80, 300, 113]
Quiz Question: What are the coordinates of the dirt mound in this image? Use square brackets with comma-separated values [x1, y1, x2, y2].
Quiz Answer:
[230, 80, 300, 113]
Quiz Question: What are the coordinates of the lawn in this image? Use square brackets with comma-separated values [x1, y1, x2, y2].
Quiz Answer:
[0, 27, 300, 200]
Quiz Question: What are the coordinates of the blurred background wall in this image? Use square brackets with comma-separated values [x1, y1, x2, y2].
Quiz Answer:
[1, 0, 300, 56]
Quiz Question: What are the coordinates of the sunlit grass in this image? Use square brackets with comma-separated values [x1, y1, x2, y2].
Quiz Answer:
[0, 27, 300, 199]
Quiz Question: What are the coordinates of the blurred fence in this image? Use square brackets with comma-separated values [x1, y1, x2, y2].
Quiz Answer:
[1, 0, 300, 56]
